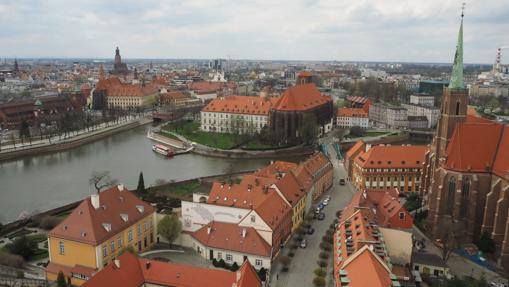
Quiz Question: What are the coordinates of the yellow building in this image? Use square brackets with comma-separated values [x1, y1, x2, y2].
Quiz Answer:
[273, 171, 311, 231]
[46, 185, 157, 286]
[350, 143, 427, 193]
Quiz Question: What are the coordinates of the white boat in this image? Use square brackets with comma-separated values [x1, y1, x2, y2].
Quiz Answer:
[152, 144, 173, 157]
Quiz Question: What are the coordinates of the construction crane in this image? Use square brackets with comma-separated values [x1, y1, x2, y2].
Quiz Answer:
[493, 46, 509, 73]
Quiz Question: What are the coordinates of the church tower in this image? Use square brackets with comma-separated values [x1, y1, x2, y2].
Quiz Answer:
[114, 47, 122, 66]
[434, 13, 468, 166]
[13, 58, 19, 75]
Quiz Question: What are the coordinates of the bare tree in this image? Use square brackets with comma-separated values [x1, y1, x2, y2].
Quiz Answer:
[89, 171, 118, 193]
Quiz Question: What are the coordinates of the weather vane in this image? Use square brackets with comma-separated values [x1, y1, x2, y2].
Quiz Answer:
[461, 2, 466, 18]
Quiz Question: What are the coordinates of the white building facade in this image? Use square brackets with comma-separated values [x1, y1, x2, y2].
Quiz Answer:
[402, 103, 440, 128]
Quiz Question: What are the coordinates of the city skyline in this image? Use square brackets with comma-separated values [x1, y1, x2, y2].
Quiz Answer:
[1, 0, 508, 63]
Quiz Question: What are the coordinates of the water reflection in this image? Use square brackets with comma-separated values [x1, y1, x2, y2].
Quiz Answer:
[0, 125, 291, 223]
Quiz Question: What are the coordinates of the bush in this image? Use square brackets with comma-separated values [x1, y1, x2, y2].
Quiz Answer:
[290, 242, 299, 250]
[218, 259, 226, 268]
[37, 216, 63, 230]
[313, 276, 326, 287]
[212, 258, 219, 267]
[322, 235, 333, 244]
[0, 252, 25, 268]
[314, 268, 326, 277]
[258, 267, 267, 281]
[297, 226, 307, 235]
[280, 255, 291, 272]
[349, 126, 365, 137]
[293, 235, 303, 242]
[475, 231, 496, 254]
[5, 235, 37, 260]
[320, 242, 332, 251]
[317, 260, 328, 268]
[336, 210, 342, 217]
[288, 252, 295, 257]
[319, 252, 329, 259]
[230, 262, 239, 271]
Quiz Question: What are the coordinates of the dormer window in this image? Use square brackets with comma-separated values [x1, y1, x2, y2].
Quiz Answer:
[136, 205, 145, 213]
[102, 223, 112, 232]
[120, 214, 129, 222]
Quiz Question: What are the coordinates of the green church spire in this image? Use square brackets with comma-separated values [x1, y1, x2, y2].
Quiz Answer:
[449, 10, 465, 89]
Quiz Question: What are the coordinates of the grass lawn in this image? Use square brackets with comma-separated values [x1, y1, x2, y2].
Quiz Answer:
[158, 130, 181, 141]
[7, 228, 35, 240]
[55, 210, 72, 219]
[26, 234, 48, 244]
[152, 180, 210, 198]
[162, 121, 239, 150]
[31, 248, 49, 261]
[365, 131, 391, 137]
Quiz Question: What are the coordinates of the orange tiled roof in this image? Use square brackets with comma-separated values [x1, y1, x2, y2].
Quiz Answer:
[354, 144, 427, 169]
[188, 81, 234, 93]
[274, 171, 307, 207]
[337, 108, 368, 118]
[192, 221, 271, 257]
[252, 161, 298, 179]
[345, 140, 366, 160]
[202, 96, 277, 115]
[445, 122, 509, 178]
[272, 83, 331, 111]
[82, 252, 261, 287]
[338, 246, 393, 287]
[48, 185, 155, 245]
[302, 152, 333, 177]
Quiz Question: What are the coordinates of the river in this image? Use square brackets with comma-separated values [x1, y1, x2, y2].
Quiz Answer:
[0, 125, 282, 223]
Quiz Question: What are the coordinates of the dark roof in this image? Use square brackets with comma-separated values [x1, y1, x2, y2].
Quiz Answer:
[412, 252, 447, 268]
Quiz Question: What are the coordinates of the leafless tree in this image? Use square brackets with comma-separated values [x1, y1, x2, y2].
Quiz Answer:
[89, 171, 118, 193]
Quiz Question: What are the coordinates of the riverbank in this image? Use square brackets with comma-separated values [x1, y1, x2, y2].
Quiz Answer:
[0, 117, 153, 162]
[0, 169, 257, 234]
[155, 127, 316, 159]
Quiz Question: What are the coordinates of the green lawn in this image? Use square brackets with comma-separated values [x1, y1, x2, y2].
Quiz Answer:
[162, 121, 239, 150]
[26, 234, 48, 244]
[365, 131, 391, 137]
[151, 180, 209, 198]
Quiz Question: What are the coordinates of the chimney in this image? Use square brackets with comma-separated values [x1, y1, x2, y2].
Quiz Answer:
[242, 228, 247, 238]
[146, 261, 151, 270]
[91, 194, 100, 209]
[118, 184, 124, 191]
[114, 259, 120, 269]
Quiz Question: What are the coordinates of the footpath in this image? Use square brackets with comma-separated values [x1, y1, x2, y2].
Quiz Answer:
[0, 116, 152, 161]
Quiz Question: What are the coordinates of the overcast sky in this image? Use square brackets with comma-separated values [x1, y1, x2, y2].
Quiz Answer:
[0, 0, 507, 63]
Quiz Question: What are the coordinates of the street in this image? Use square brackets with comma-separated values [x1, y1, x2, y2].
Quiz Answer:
[269, 146, 355, 287]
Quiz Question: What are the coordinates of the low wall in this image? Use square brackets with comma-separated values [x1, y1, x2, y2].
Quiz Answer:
[341, 133, 410, 151]
[191, 145, 315, 159]
[0, 120, 150, 162]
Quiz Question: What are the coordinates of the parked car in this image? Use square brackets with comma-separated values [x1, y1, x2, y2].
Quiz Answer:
[318, 203, 325, 209]
[317, 213, 325, 220]
[339, 179, 346, 185]
[307, 227, 315, 235]
[322, 200, 328, 206]
[300, 239, 307, 248]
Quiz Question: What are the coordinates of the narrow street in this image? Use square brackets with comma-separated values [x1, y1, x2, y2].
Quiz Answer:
[268, 141, 354, 287]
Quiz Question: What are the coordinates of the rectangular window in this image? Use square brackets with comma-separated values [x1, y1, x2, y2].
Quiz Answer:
[137, 224, 141, 236]
[118, 237, 122, 248]
[226, 254, 233, 261]
[111, 241, 115, 253]
[102, 245, 108, 257]
[128, 230, 133, 242]
[218, 252, 222, 259]
[59, 241, 65, 255]
[399, 212, 405, 220]
[255, 259, 263, 267]
[143, 221, 147, 231]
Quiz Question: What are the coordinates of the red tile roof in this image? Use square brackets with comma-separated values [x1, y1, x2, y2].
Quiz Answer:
[337, 108, 368, 118]
[252, 161, 298, 179]
[188, 81, 236, 94]
[339, 246, 393, 287]
[49, 185, 155, 245]
[192, 221, 271, 257]
[202, 96, 277, 115]
[345, 140, 366, 160]
[47, 262, 97, 279]
[354, 144, 427, 169]
[445, 122, 509, 178]
[82, 252, 261, 287]
[206, 180, 291, 230]
[274, 171, 306, 207]
[302, 152, 333, 178]
[272, 83, 331, 111]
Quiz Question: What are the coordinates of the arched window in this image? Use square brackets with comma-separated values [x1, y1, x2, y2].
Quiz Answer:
[455, 101, 460, 115]
[460, 178, 470, 217]
[446, 177, 456, 215]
